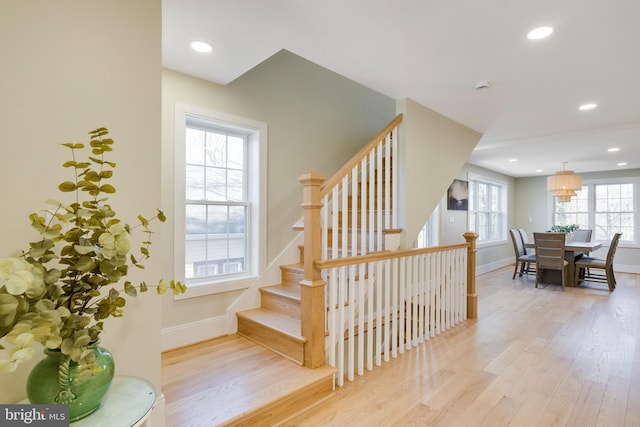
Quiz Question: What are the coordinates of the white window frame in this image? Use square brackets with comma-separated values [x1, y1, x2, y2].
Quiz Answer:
[174, 104, 267, 298]
[551, 177, 638, 246]
[416, 206, 439, 248]
[468, 174, 508, 247]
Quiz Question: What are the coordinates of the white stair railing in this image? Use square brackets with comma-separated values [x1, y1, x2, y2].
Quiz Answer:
[320, 115, 401, 260]
[318, 244, 469, 386]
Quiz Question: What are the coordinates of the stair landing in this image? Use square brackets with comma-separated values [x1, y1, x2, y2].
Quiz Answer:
[162, 334, 335, 426]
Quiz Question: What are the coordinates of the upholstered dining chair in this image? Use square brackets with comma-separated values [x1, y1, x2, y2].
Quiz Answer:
[510, 229, 536, 279]
[517, 229, 534, 255]
[572, 229, 593, 259]
[574, 232, 622, 291]
[572, 229, 593, 242]
[533, 232, 568, 290]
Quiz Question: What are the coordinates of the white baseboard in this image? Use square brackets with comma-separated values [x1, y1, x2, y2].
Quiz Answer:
[615, 263, 640, 274]
[161, 316, 227, 352]
[476, 257, 514, 275]
[146, 393, 165, 427]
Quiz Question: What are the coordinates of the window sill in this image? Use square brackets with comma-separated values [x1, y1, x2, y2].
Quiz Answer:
[175, 275, 256, 300]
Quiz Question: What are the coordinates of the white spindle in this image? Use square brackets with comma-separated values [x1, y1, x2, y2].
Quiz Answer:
[383, 258, 391, 362]
[366, 261, 374, 371]
[341, 176, 348, 258]
[357, 262, 365, 376]
[376, 142, 383, 251]
[347, 264, 355, 381]
[391, 126, 398, 229]
[391, 257, 399, 358]
[375, 261, 382, 366]
[360, 158, 367, 257]
[368, 152, 375, 253]
[384, 133, 391, 230]
[428, 254, 434, 338]
[331, 187, 339, 260]
[351, 167, 358, 256]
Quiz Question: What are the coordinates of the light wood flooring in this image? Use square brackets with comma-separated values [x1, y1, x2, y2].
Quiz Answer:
[162, 267, 640, 426]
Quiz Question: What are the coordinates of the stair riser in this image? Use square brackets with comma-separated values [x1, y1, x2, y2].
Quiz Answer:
[281, 266, 304, 287]
[237, 317, 305, 365]
[261, 292, 301, 319]
[224, 375, 335, 426]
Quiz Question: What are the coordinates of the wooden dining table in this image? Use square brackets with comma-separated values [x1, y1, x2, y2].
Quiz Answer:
[524, 241, 603, 287]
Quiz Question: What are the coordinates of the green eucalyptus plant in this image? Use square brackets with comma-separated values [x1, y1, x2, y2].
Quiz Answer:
[0, 127, 185, 373]
[548, 224, 580, 233]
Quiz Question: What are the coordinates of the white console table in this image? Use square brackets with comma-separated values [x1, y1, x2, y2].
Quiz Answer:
[72, 376, 156, 426]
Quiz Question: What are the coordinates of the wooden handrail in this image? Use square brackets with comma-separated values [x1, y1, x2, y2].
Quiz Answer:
[320, 114, 403, 198]
[315, 242, 469, 270]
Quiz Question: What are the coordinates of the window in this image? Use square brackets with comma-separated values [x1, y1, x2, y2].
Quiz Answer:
[174, 105, 266, 296]
[552, 179, 636, 243]
[416, 206, 439, 248]
[553, 186, 589, 229]
[468, 176, 506, 243]
[185, 122, 249, 281]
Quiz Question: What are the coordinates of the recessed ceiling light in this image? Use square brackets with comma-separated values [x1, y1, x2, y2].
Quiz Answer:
[190, 40, 213, 53]
[618, 162, 628, 166]
[527, 26, 553, 40]
[509, 158, 518, 162]
[579, 103, 597, 111]
[535, 169, 543, 173]
[608, 147, 620, 152]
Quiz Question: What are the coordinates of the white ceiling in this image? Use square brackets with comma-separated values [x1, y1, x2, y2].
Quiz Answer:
[162, 0, 640, 178]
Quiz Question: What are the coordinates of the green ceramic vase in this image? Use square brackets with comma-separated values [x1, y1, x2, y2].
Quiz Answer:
[26, 342, 115, 422]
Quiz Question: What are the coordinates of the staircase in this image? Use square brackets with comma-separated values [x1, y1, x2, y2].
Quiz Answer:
[236, 115, 403, 368]
[236, 250, 307, 365]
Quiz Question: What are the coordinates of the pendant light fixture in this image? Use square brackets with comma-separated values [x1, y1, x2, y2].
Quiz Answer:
[547, 162, 582, 203]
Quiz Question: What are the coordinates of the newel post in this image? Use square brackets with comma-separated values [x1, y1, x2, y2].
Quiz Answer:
[464, 232, 479, 319]
[298, 172, 326, 368]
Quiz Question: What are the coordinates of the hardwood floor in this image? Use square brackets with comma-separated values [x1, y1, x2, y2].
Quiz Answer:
[162, 267, 640, 426]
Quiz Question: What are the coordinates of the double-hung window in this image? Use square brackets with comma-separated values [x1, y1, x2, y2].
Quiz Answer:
[185, 120, 249, 280]
[552, 179, 636, 243]
[174, 105, 266, 296]
[468, 176, 506, 243]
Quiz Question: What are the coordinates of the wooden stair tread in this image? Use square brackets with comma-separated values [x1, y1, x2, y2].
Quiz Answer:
[261, 284, 301, 300]
[238, 308, 305, 342]
[281, 262, 303, 270]
[163, 335, 335, 427]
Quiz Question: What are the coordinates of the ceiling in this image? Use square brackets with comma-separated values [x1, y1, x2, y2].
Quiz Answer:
[162, 0, 640, 178]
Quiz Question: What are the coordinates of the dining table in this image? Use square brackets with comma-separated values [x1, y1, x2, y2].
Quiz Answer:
[524, 240, 603, 287]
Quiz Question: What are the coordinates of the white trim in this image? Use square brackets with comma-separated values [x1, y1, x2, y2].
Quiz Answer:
[161, 315, 227, 351]
[614, 263, 640, 274]
[174, 103, 267, 297]
[476, 257, 514, 275]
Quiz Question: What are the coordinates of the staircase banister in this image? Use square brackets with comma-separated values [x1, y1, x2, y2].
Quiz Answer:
[319, 114, 403, 198]
[315, 242, 469, 270]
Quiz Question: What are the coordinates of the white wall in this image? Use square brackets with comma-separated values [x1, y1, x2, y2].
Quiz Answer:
[396, 98, 482, 249]
[0, 0, 163, 406]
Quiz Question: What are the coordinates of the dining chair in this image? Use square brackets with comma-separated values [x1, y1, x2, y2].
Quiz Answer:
[572, 229, 593, 242]
[574, 232, 622, 291]
[509, 229, 536, 279]
[572, 228, 593, 259]
[517, 229, 534, 255]
[533, 232, 568, 290]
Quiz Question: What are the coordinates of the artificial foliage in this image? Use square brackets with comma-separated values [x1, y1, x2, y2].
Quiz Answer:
[0, 127, 185, 373]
